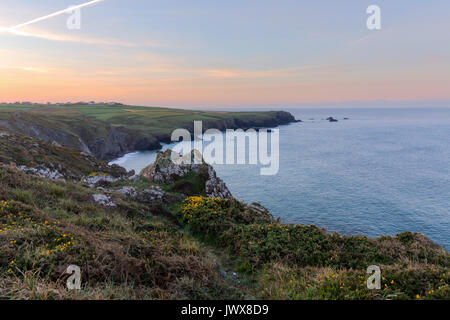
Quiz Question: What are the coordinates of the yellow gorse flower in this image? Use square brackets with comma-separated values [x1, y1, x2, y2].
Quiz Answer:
[88, 172, 109, 177]
[181, 196, 224, 223]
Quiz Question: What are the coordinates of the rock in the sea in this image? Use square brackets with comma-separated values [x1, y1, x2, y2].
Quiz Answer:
[92, 194, 116, 207]
[326, 117, 338, 122]
[140, 149, 232, 199]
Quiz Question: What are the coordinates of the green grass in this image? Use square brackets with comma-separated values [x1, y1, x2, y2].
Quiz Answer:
[0, 166, 249, 300]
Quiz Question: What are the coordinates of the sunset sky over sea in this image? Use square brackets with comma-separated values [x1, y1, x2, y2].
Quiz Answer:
[1, 0, 449, 108]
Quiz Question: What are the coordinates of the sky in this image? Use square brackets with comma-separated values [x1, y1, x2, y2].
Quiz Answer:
[0, 0, 449, 108]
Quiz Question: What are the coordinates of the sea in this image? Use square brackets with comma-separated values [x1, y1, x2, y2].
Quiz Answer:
[110, 107, 450, 250]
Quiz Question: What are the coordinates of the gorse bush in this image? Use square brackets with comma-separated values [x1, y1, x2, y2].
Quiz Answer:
[180, 196, 449, 269]
[179, 196, 450, 299]
[181, 196, 333, 267]
[221, 224, 331, 268]
[181, 197, 272, 230]
[181, 196, 235, 236]
[0, 200, 77, 275]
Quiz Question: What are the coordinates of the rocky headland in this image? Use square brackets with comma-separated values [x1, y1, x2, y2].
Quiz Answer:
[0, 107, 297, 161]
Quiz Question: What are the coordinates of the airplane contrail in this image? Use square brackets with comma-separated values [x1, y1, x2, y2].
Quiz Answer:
[1, 0, 104, 33]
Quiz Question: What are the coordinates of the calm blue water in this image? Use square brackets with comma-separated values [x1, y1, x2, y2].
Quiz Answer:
[111, 108, 450, 249]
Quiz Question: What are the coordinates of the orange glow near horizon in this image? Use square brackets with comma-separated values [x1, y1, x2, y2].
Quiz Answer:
[1, 1, 450, 108]
[2, 64, 449, 107]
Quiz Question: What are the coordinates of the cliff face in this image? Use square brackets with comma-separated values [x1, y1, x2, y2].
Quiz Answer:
[75, 125, 162, 161]
[180, 111, 297, 132]
[0, 109, 297, 161]
[0, 111, 163, 161]
[89, 110, 297, 161]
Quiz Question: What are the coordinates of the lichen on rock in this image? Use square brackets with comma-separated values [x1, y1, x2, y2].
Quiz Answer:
[17, 165, 65, 181]
[117, 186, 138, 198]
[92, 194, 116, 207]
[83, 174, 118, 188]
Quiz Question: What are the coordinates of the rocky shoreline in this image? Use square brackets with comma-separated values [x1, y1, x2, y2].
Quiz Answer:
[103, 110, 299, 161]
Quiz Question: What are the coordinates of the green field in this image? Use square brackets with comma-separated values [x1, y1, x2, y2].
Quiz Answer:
[0, 103, 291, 134]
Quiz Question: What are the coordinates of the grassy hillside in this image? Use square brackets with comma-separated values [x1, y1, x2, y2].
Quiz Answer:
[0, 104, 297, 161]
[0, 133, 448, 300]
[178, 197, 449, 299]
[0, 130, 127, 180]
[0, 166, 249, 299]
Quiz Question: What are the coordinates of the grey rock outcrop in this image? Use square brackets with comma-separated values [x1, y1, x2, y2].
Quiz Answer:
[140, 186, 165, 202]
[204, 165, 232, 199]
[83, 174, 119, 188]
[92, 194, 116, 207]
[136, 185, 185, 203]
[140, 149, 232, 199]
[117, 186, 138, 198]
[140, 149, 202, 184]
[18, 165, 65, 181]
[247, 202, 270, 215]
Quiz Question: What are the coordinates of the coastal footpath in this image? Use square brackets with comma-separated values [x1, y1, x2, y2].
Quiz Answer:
[0, 127, 448, 300]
